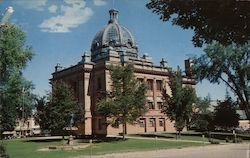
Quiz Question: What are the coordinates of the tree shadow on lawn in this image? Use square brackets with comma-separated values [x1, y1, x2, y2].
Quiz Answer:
[25, 136, 126, 144]
[25, 138, 63, 143]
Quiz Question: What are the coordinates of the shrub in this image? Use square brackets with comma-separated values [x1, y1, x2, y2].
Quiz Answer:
[0, 143, 9, 158]
[209, 140, 220, 144]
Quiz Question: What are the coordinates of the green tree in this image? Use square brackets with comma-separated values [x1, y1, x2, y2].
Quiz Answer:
[214, 97, 239, 130]
[146, 0, 250, 47]
[191, 96, 215, 132]
[34, 96, 50, 133]
[97, 64, 147, 140]
[162, 67, 196, 138]
[37, 82, 79, 136]
[0, 72, 34, 134]
[0, 25, 33, 78]
[0, 24, 33, 137]
[193, 42, 250, 119]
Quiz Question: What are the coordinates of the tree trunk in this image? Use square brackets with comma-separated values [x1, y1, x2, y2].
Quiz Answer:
[125, 123, 127, 135]
[62, 130, 65, 140]
[122, 122, 125, 140]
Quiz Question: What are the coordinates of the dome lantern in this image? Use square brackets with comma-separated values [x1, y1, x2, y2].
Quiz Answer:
[109, 9, 119, 24]
[91, 9, 138, 62]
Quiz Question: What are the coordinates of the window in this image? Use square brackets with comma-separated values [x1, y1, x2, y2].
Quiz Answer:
[157, 102, 163, 109]
[147, 79, 153, 91]
[149, 118, 155, 127]
[159, 119, 164, 127]
[72, 82, 77, 94]
[137, 78, 143, 83]
[156, 80, 162, 91]
[34, 121, 39, 126]
[27, 122, 30, 128]
[148, 102, 154, 109]
[113, 119, 119, 128]
[139, 119, 145, 128]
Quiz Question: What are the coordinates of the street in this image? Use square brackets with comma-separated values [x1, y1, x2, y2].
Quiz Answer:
[75, 143, 250, 158]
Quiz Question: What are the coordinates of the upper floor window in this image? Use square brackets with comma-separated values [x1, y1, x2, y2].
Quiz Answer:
[147, 79, 153, 91]
[157, 102, 163, 109]
[137, 78, 143, 84]
[156, 80, 163, 91]
[148, 102, 154, 109]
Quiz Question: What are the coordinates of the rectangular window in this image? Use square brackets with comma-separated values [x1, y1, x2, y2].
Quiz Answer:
[72, 82, 77, 94]
[156, 80, 162, 91]
[34, 121, 39, 126]
[159, 119, 164, 127]
[139, 118, 145, 128]
[149, 118, 155, 127]
[148, 102, 154, 109]
[157, 102, 163, 109]
[137, 78, 143, 84]
[147, 79, 153, 91]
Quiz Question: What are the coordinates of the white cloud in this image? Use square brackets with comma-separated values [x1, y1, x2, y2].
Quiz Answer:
[93, 0, 107, 6]
[48, 5, 58, 13]
[39, 0, 93, 33]
[16, 0, 47, 11]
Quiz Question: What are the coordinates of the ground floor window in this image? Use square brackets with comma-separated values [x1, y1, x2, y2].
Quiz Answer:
[139, 119, 145, 128]
[159, 118, 164, 127]
[149, 118, 155, 127]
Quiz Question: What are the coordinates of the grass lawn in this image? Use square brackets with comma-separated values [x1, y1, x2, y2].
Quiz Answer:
[132, 131, 225, 143]
[133, 131, 250, 143]
[3, 137, 203, 158]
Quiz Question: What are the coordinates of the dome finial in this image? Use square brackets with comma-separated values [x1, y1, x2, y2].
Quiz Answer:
[109, 9, 118, 23]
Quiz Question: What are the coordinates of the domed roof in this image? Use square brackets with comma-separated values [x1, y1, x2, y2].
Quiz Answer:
[91, 9, 138, 60]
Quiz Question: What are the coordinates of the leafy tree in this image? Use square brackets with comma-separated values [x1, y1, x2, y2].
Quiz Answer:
[34, 96, 50, 133]
[35, 82, 80, 136]
[146, 0, 250, 47]
[191, 96, 215, 132]
[193, 42, 250, 119]
[0, 71, 35, 137]
[0, 24, 33, 136]
[0, 24, 33, 78]
[214, 97, 239, 130]
[162, 67, 196, 137]
[97, 64, 147, 139]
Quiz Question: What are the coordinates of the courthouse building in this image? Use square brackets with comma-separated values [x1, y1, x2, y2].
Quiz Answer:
[51, 9, 195, 136]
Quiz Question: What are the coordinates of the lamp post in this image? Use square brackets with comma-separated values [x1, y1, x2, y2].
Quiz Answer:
[21, 87, 26, 137]
[0, 6, 14, 27]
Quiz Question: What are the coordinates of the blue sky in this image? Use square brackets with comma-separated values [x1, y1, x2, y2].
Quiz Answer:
[0, 0, 227, 100]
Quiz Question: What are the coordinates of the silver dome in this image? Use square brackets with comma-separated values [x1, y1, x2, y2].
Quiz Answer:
[91, 9, 138, 60]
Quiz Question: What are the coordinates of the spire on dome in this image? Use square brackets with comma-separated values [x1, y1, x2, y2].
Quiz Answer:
[109, 9, 119, 23]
